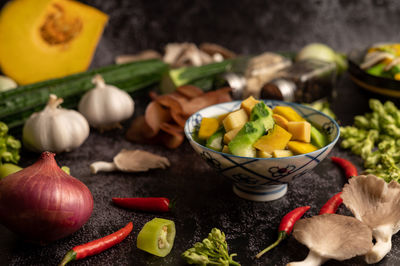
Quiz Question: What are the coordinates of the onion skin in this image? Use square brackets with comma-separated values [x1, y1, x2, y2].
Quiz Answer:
[0, 152, 93, 243]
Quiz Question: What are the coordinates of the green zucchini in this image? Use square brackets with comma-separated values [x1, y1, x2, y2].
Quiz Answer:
[0, 59, 168, 128]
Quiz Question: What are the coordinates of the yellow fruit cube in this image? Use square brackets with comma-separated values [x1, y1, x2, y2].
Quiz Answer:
[272, 150, 293, 158]
[272, 114, 289, 130]
[198, 117, 220, 139]
[222, 109, 248, 131]
[224, 127, 242, 144]
[253, 125, 292, 153]
[287, 141, 318, 154]
[222, 145, 230, 154]
[257, 150, 272, 158]
[241, 96, 260, 115]
[273, 106, 305, 122]
[287, 121, 311, 143]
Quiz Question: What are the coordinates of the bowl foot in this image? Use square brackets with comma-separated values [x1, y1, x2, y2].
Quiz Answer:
[233, 184, 287, 201]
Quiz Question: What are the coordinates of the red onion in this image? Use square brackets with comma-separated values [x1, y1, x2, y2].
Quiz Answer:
[0, 152, 93, 243]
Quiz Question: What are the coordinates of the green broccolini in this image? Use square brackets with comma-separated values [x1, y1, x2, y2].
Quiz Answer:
[181, 228, 240, 266]
[0, 121, 20, 164]
[340, 99, 400, 182]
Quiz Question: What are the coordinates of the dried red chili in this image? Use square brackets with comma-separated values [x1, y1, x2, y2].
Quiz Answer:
[255, 206, 310, 259]
[112, 197, 172, 212]
[319, 192, 343, 215]
[59, 222, 133, 266]
[331, 156, 358, 179]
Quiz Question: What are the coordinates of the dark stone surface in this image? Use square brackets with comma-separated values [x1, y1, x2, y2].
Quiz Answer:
[1, 0, 400, 265]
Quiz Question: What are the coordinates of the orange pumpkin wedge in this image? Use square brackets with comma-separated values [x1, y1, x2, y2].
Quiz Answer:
[0, 0, 108, 84]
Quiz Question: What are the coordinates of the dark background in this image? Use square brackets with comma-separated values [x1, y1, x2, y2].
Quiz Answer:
[1, 0, 400, 265]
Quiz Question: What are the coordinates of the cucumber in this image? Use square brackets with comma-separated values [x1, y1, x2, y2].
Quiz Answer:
[0, 59, 168, 128]
[206, 127, 225, 151]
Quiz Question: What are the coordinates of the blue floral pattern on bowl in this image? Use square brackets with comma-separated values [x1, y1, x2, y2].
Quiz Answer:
[184, 100, 340, 201]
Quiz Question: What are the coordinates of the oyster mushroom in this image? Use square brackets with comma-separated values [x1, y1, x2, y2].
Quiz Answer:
[288, 214, 373, 266]
[360, 51, 394, 70]
[90, 149, 170, 174]
[341, 174, 400, 264]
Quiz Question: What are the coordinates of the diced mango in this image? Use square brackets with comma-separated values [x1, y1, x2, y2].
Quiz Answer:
[272, 150, 293, 158]
[224, 127, 242, 144]
[287, 121, 311, 143]
[222, 109, 248, 131]
[287, 141, 318, 154]
[216, 113, 229, 123]
[272, 114, 289, 130]
[222, 145, 230, 154]
[241, 96, 260, 115]
[395, 73, 400, 81]
[253, 125, 292, 153]
[273, 106, 305, 122]
[257, 150, 272, 158]
[198, 117, 220, 139]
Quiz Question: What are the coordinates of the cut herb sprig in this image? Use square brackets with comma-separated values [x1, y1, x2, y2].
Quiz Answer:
[182, 228, 240, 266]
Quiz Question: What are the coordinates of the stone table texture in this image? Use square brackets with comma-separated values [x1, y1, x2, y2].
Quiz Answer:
[0, 0, 400, 265]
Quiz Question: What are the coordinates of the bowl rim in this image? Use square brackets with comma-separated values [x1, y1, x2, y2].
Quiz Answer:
[184, 99, 340, 160]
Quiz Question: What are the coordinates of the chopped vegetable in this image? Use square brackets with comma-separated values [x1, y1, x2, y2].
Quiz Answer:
[240, 96, 260, 115]
[310, 126, 328, 148]
[272, 114, 289, 130]
[59, 222, 133, 266]
[0, 75, 17, 92]
[182, 228, 240, 265]
[198, 117, 220, 139]
[228, 121, 264, 157]
[206, 127, 225, 151]
[287, 121, 311, 143]
[361, 43, 400, 80]
[272, 150, 293, 158]
[287, 141, 318, 154]
[256, 206, 310, 259]
[273, 106, 305, 122]
[340, 99, 400, 182]
[137, 218, 176, 257]
[112, 197, 172, 212]
[222, 109, 248, 132]
[198, 97, 329, 158]
[223, 127, 242, 144]
[253, 125, 292, 154]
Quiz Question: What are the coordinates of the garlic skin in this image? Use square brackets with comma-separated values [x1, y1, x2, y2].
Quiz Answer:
[23, 94, 89, 153]
[78, 74, 134, 129]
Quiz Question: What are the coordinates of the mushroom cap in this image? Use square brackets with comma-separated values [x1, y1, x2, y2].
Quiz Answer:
[342, 174, 400, 231]
[292, 214, 373, 261]
[113, 149, 170, 172]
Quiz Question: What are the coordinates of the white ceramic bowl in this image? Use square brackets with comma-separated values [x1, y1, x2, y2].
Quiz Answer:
[184, 100, 340, 202]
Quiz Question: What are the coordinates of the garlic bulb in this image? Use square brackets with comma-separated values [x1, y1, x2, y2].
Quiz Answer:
[23, 94, 89, 153]
[78, 74, 135, 129]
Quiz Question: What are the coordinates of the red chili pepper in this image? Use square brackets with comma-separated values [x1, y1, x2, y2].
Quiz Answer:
[112, 197, 172, 212]
[319, 192, 343, 215]
[59, 222, 133, 266]
[331, 156, 358, 179]
[255, 206, 310, 259]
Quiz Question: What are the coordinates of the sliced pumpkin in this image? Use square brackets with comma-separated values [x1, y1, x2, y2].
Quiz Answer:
[0, 0, 108, 84]
[253, 125, 292, 154]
